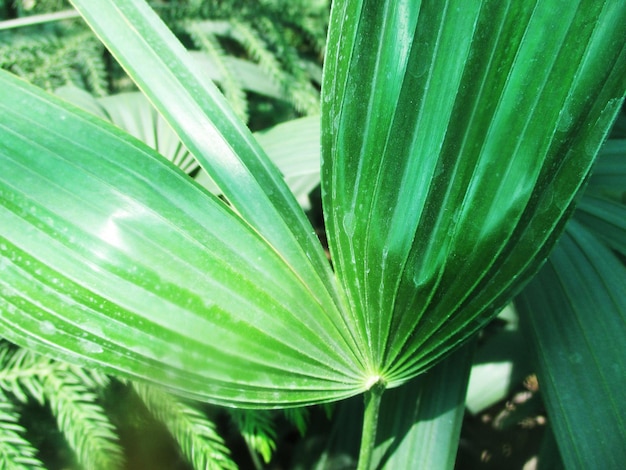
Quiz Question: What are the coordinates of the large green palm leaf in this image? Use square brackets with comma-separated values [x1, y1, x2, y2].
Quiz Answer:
[322, 0, 626, 385]
[0, 72, 364, 406]
[0, 0, 625, 411]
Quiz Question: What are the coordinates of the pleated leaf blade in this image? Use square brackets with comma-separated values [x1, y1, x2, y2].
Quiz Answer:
[68, 0, 345, 332]
[0, 71, 364, 407]
[321, 0, 626, 386]
[516, 220, 626, 467]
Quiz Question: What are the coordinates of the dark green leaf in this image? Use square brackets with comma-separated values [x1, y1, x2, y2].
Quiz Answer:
[322, 0, 626, 386]
[516, 220, 626, 468]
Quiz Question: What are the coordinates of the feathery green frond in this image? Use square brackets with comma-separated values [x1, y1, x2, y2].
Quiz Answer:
[156, 0, 326, 116]
[61, 363, 110, 390]
[2, 0, 327, 116]
[230, 18, 319, 115]
[254, 15, 320, 114]
[0, 27, 106, 95]
[70, 30, 108, 97]
[230, 409, 277, 464]
[0, 342, 53, 404]
[0, 390, 46, 470]
[43, 368, 124, 470]
[229, 19, 288, 92]
[133, 382, 236, 470]
[283, 406, 309, 437]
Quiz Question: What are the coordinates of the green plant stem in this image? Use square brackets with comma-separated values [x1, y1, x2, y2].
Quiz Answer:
[0, 10, 81, 31]
[356, 380, 386, 470]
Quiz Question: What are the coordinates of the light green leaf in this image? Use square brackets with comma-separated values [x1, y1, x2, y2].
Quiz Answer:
[516, 220, 626, 468]
[55, 69, 324, 221]
[55, 87, 322, 206]
[322, 0, 626, 385]
[0, 70, 364, 407]
[465, 305, 532, 415]
[254, 116, 322, 209]
[69, 0, 344, 326]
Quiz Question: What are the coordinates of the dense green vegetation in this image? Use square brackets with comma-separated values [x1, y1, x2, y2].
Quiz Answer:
[0, 1, 624, 469]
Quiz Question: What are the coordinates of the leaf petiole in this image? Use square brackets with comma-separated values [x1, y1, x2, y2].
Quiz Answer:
[357, 378, 386, 470]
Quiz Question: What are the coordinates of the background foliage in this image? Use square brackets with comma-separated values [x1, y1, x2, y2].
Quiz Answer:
[0, 1, 624, 469]
[0, 0, 327, 125]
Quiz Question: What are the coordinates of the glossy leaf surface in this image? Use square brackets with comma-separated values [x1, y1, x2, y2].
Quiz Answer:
[69, 0, 344, 325]
[576, 139, 626, 254]
[516, 220, 626, 467]
[55, 86, 322, 207]
[322, 0, 626, 385]
[1, 0, 625, 411]
[0, 71, 363, 407]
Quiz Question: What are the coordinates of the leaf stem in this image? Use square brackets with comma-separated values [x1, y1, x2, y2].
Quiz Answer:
[356, 379, 386, 470]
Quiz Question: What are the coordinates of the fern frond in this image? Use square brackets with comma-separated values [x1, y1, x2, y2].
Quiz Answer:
[0, 390, 46, 470]
[72, 31, 108, 97]
[230, 409, 277, 465]
[0, 342, 53, 404]
[283, 407, 309, 437]
[43, 368, 124, 470]
[292, 14, 327, 59]
[59, 362, 110, 390]
[39, 28, 106, 94]
[258, 15, 321, 114]
[133, 382, 237, 470]
[0, 26, 107, 95]
[185, 20, 248, 122]
[229, 20, 287, 93]
[231, 18, 319, 115]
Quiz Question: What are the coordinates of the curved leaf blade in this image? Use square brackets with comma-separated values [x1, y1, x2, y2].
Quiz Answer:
[254, 116, 322, 209]
[516, 220, 626, 468]
[321, 0, 626, 385]
[68, 0, 349, 340]
[55, 86, 197, 173]
[55, 88, 322, 208]
[576, 139, 626, 254]
[0, 71, 365, 407]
